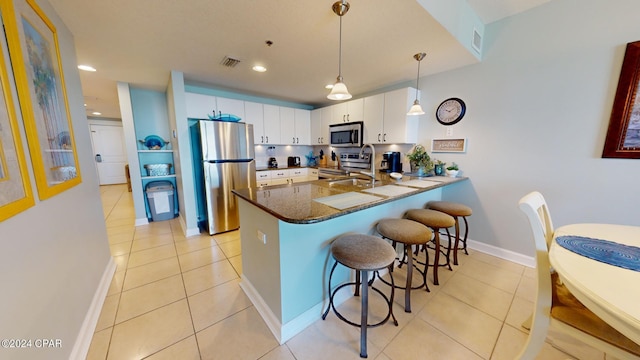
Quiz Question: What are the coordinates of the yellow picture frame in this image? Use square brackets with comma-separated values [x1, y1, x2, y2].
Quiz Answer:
[1, 0, 81, 200]
[0, 20, 34, 221]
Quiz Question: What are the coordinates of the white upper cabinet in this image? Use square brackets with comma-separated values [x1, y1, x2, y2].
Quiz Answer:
[280, 107, 296, 144]
[216, 97, 245, 119]
[363, 87, 419, 144]
[310, 109, 322, 145]
[363, 93, 385, 143]
[185, 92, 216, 119]
[294, 109, 310, 145]
[262, 104, 281, 144]
[244, 101, 265, 144]
[382, 87, 418, 144]
[269, 107, 310, 145]
[329, 98, 364, 123]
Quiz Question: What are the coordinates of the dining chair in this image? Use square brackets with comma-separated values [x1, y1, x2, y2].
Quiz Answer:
[517, 191, 640, 360]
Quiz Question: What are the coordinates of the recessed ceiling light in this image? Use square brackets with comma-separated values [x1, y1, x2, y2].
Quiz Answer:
[91, 111, 101, 115]
[252, 65, 267, 72]
[325, 84, 334, 89]
[78, 65, 96, 72]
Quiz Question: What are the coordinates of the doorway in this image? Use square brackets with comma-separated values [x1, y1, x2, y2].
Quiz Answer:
[89, 122, 127, 185]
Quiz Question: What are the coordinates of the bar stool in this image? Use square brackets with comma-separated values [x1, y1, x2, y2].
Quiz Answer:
[405, 209, 455, 285]
[322, 234, 398, 358]
[376, 218, 432, 313]
[427, 201, 472, 265]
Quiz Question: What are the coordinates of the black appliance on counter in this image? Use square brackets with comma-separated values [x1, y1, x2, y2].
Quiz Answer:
[381, 152, 402, 173]
[268, 157, 278, 168]
[287, 156, 301, 167]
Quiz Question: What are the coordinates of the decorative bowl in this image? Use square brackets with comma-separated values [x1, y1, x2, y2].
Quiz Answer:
[207, 113, 242, 122]
[139, 135, 169, 150]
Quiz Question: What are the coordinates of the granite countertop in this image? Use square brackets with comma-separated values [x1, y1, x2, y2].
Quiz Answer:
[233, 175, 467, 224]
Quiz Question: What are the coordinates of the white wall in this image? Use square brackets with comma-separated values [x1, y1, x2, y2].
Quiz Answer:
[416, 0, 640, 255]
[0, 0, 111, 359]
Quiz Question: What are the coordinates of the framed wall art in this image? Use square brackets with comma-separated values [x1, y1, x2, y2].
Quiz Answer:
[1, 0, 81, 199]
[0, 27, 34, 221]
[602, 40, 640, 159]
[431, 138, 467, 153]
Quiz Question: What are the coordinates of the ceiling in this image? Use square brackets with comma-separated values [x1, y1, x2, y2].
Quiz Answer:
[47, 0, 551, 119]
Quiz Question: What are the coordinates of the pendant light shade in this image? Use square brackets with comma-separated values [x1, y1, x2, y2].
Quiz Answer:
[328, 1, 352, 100]
[407, 52, 426, 115]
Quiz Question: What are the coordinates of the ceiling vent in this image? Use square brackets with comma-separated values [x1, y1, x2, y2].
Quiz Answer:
[472, 28, 482, 53]
[221, 56, 241, 68]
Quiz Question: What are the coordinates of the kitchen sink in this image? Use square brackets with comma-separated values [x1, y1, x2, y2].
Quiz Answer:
[328, 178, 379, 187]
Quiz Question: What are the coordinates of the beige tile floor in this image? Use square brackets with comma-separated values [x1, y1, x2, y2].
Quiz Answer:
[87, 184, 610, 360]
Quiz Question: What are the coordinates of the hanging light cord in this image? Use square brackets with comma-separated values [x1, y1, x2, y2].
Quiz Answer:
[338, 14, 343, 78]
[415, 58, 421, 101]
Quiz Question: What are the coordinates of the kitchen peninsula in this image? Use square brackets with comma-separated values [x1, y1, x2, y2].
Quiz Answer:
[232, 175, 466, 343]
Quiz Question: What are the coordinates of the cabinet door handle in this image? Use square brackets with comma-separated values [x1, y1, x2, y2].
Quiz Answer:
[318, 137, 321, 144]
[266, 136, 269, 143]
[347, 114, 350, 122]
[343, 115, 346, 122]
[378, 134, 381, 142]
[296, 137, 299, 144]
[383, 133, 387, 142]
[261, 136, 264, 143]
[293, 136, 295, 143]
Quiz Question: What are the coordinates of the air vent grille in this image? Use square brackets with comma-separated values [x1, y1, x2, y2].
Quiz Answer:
[221, 56, 241, 68]
[472, 28, 482, 53]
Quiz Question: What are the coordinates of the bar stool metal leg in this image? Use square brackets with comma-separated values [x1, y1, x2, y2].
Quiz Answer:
[360, 269, 368, 358]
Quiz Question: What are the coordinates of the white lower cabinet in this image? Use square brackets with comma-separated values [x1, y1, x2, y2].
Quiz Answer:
[256, 168, 318, 187]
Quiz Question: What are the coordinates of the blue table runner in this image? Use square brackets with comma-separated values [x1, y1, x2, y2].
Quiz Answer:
[556, 235, 640, 272]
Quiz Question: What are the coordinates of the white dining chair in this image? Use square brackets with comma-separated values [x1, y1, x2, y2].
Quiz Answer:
[517, 191, 640, 359]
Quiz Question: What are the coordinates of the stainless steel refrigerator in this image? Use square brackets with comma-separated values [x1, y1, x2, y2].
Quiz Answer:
[196, 120, 256, 235]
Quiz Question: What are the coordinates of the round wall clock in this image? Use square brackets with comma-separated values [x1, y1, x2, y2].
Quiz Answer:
[436, 97, 466, 125]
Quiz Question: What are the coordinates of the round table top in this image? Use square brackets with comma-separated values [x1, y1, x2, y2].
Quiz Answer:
[549, 223, 640, 345]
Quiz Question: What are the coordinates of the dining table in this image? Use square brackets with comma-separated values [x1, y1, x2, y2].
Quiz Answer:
[549, 223, 640, 345]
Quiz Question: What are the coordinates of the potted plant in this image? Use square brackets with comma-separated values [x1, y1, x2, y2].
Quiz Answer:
[434, 159, 446, 176]
[406, 145, 434, 176]
[446, 162, 459, 177]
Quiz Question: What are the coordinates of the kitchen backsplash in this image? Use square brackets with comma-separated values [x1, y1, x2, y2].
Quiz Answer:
[255, 144, 416, 171]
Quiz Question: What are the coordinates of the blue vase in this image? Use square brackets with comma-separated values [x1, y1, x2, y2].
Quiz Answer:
[434, 164, 444, 176]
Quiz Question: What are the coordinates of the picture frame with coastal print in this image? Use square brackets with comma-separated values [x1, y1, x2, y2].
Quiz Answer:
[0, 0, 81, 199]
[0, 25, 34, 222]
[602, 40, 640, 159]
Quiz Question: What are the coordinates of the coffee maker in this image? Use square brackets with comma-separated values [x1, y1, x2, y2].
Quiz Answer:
[381, 152, 402, 173]
[268, 157, 278, 168]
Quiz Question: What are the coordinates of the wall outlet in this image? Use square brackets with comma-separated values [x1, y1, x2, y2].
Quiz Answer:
[446, 127, 453, 137]
[257, 230, 267, 244]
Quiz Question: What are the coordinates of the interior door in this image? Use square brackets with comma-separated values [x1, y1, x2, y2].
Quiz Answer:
[89, 123, 127, 185]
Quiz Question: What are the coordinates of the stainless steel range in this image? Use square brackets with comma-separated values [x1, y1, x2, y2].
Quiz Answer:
[339, 152, 371, 173]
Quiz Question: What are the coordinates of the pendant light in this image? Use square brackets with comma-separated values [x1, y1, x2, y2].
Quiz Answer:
[407, 52, 426, 115]
[327, 1, 352, 100]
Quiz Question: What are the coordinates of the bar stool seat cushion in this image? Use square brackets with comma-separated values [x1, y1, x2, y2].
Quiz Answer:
[406, 209, 455, 228]
[376, 219, 432, 245]
[427, 201, 472, 217]
[331, 234, 397, 271]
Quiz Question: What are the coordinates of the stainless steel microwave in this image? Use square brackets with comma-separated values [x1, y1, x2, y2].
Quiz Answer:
[329, 121, 363, 147]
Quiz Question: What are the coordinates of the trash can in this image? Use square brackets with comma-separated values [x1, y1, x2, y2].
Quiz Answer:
[146, 181, 175, 221]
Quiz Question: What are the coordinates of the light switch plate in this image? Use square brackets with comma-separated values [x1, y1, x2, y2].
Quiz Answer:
[257, 230, 267, 244]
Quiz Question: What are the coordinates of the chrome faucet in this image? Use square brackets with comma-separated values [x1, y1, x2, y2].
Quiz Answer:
[358, 143, 376, 183]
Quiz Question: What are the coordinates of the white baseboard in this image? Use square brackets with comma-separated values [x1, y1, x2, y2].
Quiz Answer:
[467, 238, 535, 268]
[135, 217, 149, 226]
[69, 257, 116, 360]
[239, 275, 350, 344]
[178, 213, 201, 237]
